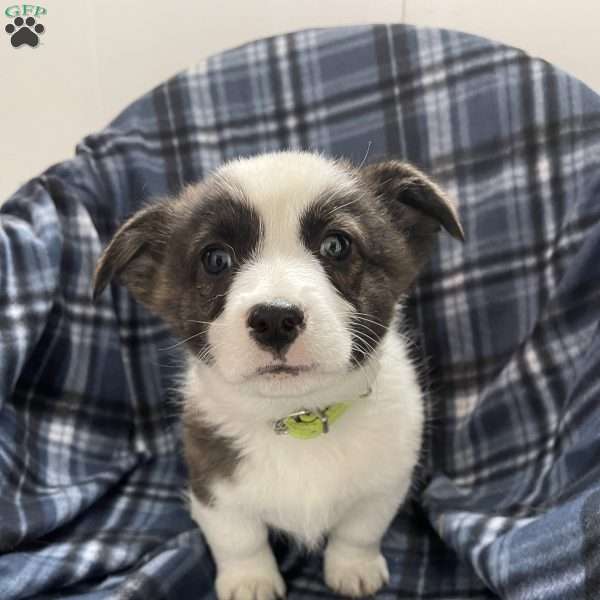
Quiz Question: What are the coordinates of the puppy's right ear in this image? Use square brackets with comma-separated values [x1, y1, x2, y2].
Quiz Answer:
[92, 201, 175, 304]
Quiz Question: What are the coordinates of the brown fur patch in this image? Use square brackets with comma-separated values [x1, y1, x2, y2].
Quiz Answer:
[300, 160, 463, 363]
[93, 176, 262, 359]
[183, 409, 241, 505]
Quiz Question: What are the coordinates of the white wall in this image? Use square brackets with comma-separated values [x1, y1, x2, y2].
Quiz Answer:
[1, 0, 598, 202]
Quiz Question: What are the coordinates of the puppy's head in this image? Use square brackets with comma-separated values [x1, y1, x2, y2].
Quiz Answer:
[93, 152, 463, 397]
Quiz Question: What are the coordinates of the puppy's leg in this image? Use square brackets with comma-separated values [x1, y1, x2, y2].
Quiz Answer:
[189, 493, 285, 600]
[324, 492, 404, 598]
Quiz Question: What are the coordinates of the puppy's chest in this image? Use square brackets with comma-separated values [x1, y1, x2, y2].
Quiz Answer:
[221, 410, 415, 544]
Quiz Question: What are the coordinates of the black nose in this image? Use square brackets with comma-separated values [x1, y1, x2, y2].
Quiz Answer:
[247, 303, 305, 353]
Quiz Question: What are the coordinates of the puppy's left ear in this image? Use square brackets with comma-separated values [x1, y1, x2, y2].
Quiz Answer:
[361, 160, 465, 242]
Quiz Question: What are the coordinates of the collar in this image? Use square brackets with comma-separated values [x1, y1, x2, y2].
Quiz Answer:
[272, 403, 349, 439]
[271, 386, 371, 440]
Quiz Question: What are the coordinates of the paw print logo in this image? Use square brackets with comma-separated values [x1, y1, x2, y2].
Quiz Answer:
[5, 16, 45, 48]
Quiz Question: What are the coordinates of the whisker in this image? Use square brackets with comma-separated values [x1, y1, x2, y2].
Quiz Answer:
[346, 311, 387, 327]
[349, 331, 377, 358]
[349, 315, 390, 332]
[349, 331, 381, 385]
[348, 310, 384, 321]
[348, 326, 381, 348]
[348, 340, 377, 386]
[185, 319, 226, 332]
[350, 347, 379, 394]
[159, 330, 208, 351]
[209, 292, 229, 300]
[349, 354, 372, 392]
[349, 335, 380, 354]
[325, 196, 363, 218]
[195, 341, 214, 363]
[357, 140, 373, 169]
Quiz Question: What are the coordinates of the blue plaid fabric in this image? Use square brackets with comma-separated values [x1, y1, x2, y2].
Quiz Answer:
[1, 24, 600, 599]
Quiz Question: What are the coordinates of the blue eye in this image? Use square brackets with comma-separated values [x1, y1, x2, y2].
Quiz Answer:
[320, 233, 352, 260]
[202, 247, 232, 275]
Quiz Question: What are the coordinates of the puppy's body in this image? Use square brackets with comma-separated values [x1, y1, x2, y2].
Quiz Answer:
[93, 151, 463, 599]
[185, 329, 422, 546]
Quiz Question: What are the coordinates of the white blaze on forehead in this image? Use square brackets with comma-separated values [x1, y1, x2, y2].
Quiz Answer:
[219, 151, 357, 255]
[206, 152, 357, 391]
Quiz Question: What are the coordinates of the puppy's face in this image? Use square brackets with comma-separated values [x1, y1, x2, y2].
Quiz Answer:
[93, 152, 463, 397]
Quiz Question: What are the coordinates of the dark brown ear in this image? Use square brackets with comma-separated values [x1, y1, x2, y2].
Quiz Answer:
[361, 160, 465, 242]
[92, 200, 175, 303]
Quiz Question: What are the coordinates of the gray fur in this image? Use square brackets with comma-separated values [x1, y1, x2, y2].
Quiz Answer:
[183, 409, 241, 505]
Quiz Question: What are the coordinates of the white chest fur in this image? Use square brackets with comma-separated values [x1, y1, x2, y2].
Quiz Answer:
[187, 331, 423, 548]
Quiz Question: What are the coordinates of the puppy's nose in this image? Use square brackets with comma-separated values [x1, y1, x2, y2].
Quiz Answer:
[247, 303, 305, 353]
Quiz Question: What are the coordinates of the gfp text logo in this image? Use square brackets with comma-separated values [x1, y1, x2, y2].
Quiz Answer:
[4, 4, 46, 48]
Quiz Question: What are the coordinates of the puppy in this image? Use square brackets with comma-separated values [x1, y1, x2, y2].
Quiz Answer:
[93, 151, 463, 599]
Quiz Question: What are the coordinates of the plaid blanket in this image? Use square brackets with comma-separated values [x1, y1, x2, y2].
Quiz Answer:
[1, 24, 600, 600]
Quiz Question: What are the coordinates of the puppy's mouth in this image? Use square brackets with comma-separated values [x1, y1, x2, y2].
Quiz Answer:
[255, 364, 316, 377]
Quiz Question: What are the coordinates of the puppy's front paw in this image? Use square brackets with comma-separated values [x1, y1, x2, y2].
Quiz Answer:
[216, 568, 286, 600]
[324, 548, 389, 598]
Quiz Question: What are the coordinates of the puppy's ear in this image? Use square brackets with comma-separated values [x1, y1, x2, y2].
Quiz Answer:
[361, 160, 464, 242]
[361, 160, 464, 288]
[92, 200, 175, 304]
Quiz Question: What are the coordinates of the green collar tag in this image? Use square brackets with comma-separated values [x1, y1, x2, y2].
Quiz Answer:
[273, 402, 349, 440]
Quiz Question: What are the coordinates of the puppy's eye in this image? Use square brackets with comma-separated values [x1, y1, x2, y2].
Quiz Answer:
[320, 233, 352, 261]
[202, 246, 232, 275]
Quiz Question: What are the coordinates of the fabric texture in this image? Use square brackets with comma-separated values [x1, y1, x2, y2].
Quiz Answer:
[1, 24, 600, 599]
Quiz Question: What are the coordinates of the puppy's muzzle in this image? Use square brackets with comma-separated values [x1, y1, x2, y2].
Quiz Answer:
[247, 303, 305, 354]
